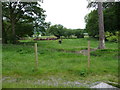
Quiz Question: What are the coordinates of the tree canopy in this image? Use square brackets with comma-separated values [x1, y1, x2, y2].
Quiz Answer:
[85, 2, 120, 38]
[2, 1, 46, 44]
[48, 24, 65, 39]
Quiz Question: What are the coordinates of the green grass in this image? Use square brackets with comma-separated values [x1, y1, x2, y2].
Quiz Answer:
[2, 38, 118, 88]
[0, 44, 2, 89]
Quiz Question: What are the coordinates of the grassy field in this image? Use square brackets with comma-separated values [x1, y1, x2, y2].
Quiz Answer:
[2, 38, 118, 88]
[0, 44, 2, 89]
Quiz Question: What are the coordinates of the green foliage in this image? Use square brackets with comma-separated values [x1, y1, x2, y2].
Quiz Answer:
[85, 3, 119, 38]
[74, 29, 84, 38]
[2, 2, 46, 43]
[62, 29, 74, 38]
[79, 70, 87, 77]
[16, 23, 34, 38]
[104, 4, 118, 33]
[85, 10, 99, 37]
[49, 25, 84, 39]
[106, 36, 117, 42]
[105, 31, 119, 42]
[48, 24, 65, 38]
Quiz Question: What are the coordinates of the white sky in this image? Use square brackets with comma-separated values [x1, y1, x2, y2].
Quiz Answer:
[41, 0, 92, 29]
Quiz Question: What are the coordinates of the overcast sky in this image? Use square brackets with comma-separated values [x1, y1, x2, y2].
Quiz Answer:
[41, 0, 92, 29]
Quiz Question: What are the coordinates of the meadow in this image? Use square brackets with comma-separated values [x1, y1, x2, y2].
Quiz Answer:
[2, 38, 118, 88]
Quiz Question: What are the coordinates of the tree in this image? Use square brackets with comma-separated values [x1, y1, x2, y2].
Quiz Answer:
[74, 29, 84, 38]
[86, 2, 120, 49]
[87, 2, 105, 49]
[2, 1, 46, 44]
[62, 28, 73, 38]
[85, 10, 99, 38]
[98, 2, 105, 49]
[15, 23, 34, 38]
[44, 22, 51, 36]
[49, 24, 65, 39]
[85, 2, 119, 36]
[87, 2, 106, 49]
[105, 3, 120, 31]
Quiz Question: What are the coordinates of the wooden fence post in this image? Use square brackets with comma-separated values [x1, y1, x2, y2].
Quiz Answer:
[34, 43, 38, 70]
[88, 40, 90, 72]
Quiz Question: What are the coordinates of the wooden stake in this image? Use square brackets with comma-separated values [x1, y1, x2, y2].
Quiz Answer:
[34, 43, 38, 70]
[88, 40, 90, 72]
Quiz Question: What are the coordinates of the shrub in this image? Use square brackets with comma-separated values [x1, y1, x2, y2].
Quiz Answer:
[105, 31, 119, 42]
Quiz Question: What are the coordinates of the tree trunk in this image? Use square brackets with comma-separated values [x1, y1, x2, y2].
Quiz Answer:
[11, 20, 16, 44]
[98, 2, 105, 49]
[2, 20, 8, 44]
[9, 2, 16, 44]
[1, 2, 8, 44]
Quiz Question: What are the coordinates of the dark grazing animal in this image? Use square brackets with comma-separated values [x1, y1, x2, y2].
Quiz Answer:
[59, 40, 62, 44]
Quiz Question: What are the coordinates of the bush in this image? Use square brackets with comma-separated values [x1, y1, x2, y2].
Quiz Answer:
[107, 35, 117, 42]
[105, 31, 119, 42]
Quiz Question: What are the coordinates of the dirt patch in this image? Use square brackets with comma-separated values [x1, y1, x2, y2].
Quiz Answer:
[77, 49, 97, 55]
[56, 48, 97, 56]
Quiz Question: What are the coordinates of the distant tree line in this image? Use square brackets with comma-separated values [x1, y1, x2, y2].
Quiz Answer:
[2, 1, 85, 44]
[48, 24, 84, 39]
